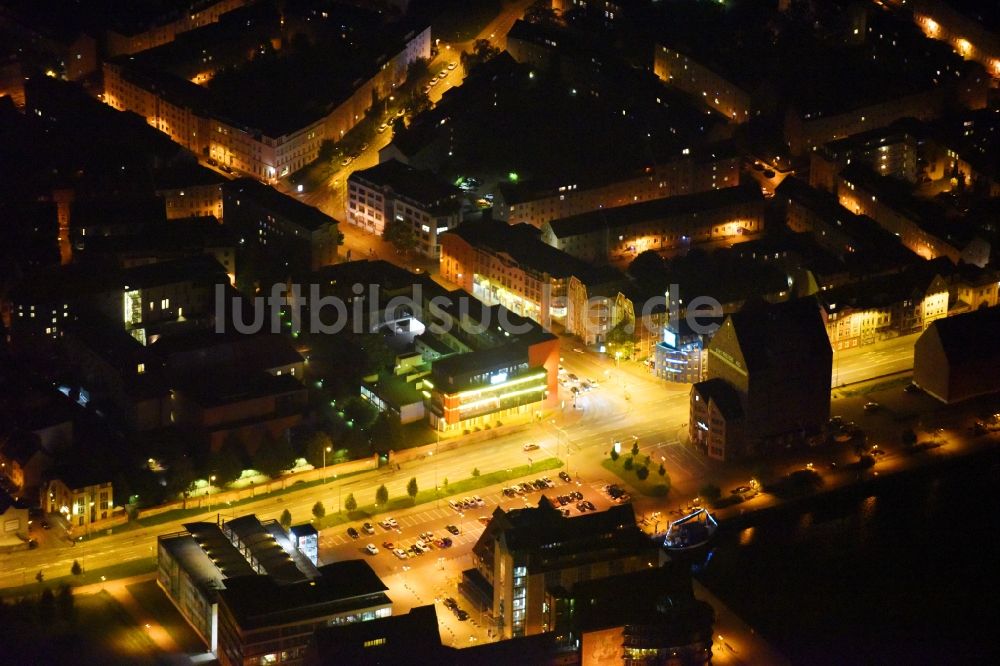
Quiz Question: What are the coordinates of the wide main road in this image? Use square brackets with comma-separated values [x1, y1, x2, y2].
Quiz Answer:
[0, 332, 915, 588]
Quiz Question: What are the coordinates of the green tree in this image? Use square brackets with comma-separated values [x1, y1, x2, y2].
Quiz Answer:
[471, 467, 481, 477]
[610, 448, 620, 461]
[35, 571, 44, 584]
[627, 250, 665, 282]
[312, 501, 326, 521]
[407, 477, 419, 501]
[279, 509, 292, 530]
[658, 463, 666, 476]
[211, 433, 246, 486]
[38, 588, 55, 624]
[344, 493, 358, 513]
[636, 465, 650, 481]
[167, 455, 196, 496]
[405, 57, 431, 85]
[607, 319, 636, 360]
[369, 413, 403, 451]
[442, 477, 448, 488]
[461, 39, 500, 75]
[631, 440, 640, 457]
[343, 394, 379, 429]
[623, 456, 634, 471]
[375, 484, 389, 506]
[901, 428, 917, 447]
[56, 584, 75, 622]
[253, 432, 296, 478]
[304, 430, 334, 468]
[699, 483, 722, 502]
[70, 560, 81, 576]
[383, 216, 417, 254]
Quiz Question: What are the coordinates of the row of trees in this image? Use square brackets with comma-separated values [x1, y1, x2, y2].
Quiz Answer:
[280, 476, 425, 527]
[609, 441, 669, 483]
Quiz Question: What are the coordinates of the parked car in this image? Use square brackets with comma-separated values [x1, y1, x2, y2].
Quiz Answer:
[559, 471, 571, 483]
[455, 609, 469, 621]
[443, 597, 458, 610]
[362, 522, 375, 535]
[393, 548, 409, 560]
[449, 499, 463, 511]
[864, 401, 880, 412]
[347, 527, 359, 539]
[446, 524, 460, 535]
[523, 443, 540, 451]
[365, 544, 379, 555]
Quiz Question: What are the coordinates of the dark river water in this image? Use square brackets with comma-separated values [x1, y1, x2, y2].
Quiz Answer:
[696, 449, 1000, 666]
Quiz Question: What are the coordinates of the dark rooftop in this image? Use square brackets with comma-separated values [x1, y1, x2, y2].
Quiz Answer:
[218, 559, 390, 630]
[350, 160, 461, 212]
[927, 305, 1000, 366]
[724, 297, 832, 375]
[693, 377, 743, 421]
[224, 178, 336, 232]
[307, 605, 446, 665]
[444, 221, 590, 278]
[545, 184, 763, 240]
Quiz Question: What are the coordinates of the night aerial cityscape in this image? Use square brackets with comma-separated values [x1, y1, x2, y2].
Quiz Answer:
[0, 0, 999, 664]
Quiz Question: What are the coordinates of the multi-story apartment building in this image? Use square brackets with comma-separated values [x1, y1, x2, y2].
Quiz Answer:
[653, 44, 753, 122]
[493, 144, 740, 229]
[223, 178, 340, 272]
[564, 266, 630, 350]
[155, 163, 227, 220]
[103, 14, 430, 183]
[105, 0, 247, 56]
[912, 0, 1000, 80]
[690, 298, 832, 461]
[914, 305, 1000, 404]
[466, 498, 658, 640]
[836, 164, 991, 266]
[347, 160, 462, 257]
[440, 221, 589, 329]
[810, 123, 923, 192]
[41, 471, 113, 529]
[817, 265, 951, 352]
[540, 184, 764, 263]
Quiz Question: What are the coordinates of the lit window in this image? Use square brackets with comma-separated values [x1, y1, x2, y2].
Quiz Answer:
[137, 363, 145, 374]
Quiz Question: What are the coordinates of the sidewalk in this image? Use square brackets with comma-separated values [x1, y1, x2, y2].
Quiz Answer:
[694, 581, 790, 666]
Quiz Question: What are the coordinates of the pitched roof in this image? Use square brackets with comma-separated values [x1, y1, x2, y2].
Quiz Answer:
[927, 305, 1000, 366]
[726, 297, 831, 375]
[693, 378, 743, 420]
[545, 184, 762, 239]
[444, 221, 590, 278]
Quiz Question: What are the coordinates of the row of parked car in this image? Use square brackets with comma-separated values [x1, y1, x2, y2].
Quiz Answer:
[449, 496, 485, 511]
[443, 597, 469, 622]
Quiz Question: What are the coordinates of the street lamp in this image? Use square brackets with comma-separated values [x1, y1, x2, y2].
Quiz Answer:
[322, 445, 332, 482]
[208, 475, 216, 513]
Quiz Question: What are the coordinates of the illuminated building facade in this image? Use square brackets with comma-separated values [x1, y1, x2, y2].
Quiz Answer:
[836, 164, 990, 266]
[540, 184, 764, 263]
[564, 268, 627, 350]
[103, 17, 430, 183]
[913, 0, 1000, 80]
[41, 473, 112, 528]
[653, 44, 752, 122]
[654, 321, 715, 385]
[810, 125, 922, 192]
[818, 268, 950, 351]
[428, 331, 559, 432]
[347, 160, 462, 257]
[493, 146, 740, 229]
[440, 221, 589, 329]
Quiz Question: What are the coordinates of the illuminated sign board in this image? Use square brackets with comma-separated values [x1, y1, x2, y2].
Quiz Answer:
[662, 328, 678, 349]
